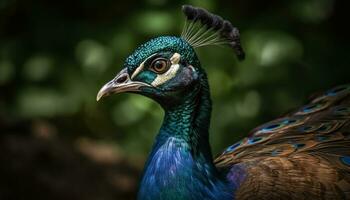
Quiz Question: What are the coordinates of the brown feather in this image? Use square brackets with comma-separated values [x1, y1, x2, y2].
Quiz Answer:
[215, 84, 350, 199]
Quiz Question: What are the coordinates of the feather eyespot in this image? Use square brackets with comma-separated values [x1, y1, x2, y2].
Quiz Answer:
[255, 117, 302, 135]
[225, 141, 242, 153]
[247, 137, 263, 144]
[316, 135, 329, 142]
[318, 121, 344, 134]
[271, 149, 282, 156]
[296, 101, 328, 115]
[299, 125, 319, 133]
[150, 58, 170, 74]
[317, 123, 332, 133]
[326, 85, 350, 96]
[303, 104, 321, 112]
[340, 156, 350, 166]
[256, 123, 282, 135]
[302, 126, 312, 131]
[293, 143, 305, 149]
[264, 124, 281, 130]
[334, 106, 350, 116]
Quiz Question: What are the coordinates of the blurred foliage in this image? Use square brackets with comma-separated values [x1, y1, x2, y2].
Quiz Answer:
[0, 0, 350, 199]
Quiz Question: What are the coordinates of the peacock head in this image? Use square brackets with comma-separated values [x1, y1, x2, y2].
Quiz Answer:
[96, 5, 244, 107]
[96, 36, 202, 106]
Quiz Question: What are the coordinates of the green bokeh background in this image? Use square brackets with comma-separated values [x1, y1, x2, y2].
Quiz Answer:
[0, 0, 349, 199]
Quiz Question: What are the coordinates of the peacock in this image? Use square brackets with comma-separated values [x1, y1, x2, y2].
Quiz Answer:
[96, 5, 350, 200]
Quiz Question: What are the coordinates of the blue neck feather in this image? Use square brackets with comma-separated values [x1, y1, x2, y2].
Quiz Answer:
[138, 71, 237, 200]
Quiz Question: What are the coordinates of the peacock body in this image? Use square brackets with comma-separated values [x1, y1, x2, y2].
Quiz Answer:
[97, 5, 350, 200]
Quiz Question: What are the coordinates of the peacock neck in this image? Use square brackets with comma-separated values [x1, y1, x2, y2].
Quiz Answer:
[161, 74, 212, 156]
[138, 71, 233, 200]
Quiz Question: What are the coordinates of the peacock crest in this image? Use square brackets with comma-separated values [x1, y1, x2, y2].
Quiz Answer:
[181, 5, 245, 60]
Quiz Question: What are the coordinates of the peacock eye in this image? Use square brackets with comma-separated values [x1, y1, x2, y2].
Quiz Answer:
[150, 58, 170, 74]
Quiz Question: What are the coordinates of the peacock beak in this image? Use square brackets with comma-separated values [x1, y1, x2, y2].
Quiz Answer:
[96, 68, 151, 101]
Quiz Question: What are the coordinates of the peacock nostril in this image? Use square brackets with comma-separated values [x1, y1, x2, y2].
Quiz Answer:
[115, 74, 128, 83]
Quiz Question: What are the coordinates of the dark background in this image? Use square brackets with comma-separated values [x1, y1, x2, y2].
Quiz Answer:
[0, 0, 349, 199]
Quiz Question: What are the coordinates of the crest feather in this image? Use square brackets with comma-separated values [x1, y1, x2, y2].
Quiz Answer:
[181, 5, 245, 60]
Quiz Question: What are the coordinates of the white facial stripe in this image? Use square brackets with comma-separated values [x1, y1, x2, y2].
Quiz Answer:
[131, 53, 157, 80]
[151, 53, 181, 87]
[170, 53, 180, 65]
[131, 61, 145, 79]
[151, 64, 180, 87]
